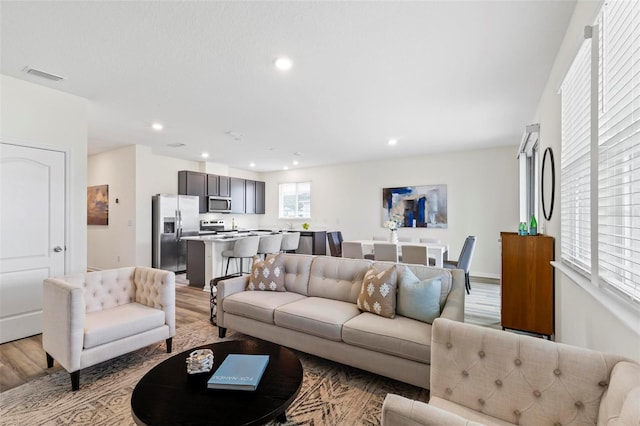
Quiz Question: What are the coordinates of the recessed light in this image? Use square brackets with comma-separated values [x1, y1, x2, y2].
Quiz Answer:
[292, 160, 299, 166]
[152, 122, 164, 131]
[249, 162, 256, 168]
[274, 57, 293, 71]
[283, 166, 289, 170]
[201, 152, 209, 158]
[388, 138, 398, 146]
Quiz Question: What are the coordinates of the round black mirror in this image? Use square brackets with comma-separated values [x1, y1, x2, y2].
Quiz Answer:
[541, 147, 555, 221]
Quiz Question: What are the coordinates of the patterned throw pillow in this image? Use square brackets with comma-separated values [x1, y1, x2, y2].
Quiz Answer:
[397, 266, 442, 323]
[356, 265, 398, 318]
[247, 254, 286, 292]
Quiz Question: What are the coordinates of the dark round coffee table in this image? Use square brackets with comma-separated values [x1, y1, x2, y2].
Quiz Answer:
[131, 340, 303, 425]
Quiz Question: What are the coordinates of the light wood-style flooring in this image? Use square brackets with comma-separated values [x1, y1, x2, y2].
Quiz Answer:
[0, 285, 210, 393]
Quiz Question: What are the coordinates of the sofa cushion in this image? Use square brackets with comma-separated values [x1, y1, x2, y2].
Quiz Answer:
[397, 264, 452, 309]
[342, 312, 431, 363]
[223, 291, 306, 324]
[84, 302, 165, 349]
[247, 254, 285, 291]
[274, 297, 361, 341]
[397, 267, 442, 323]
[429, 397, 515, 426]
[308, 256, 372, 303]
[356, 265, 397, 318]
[281, 254, 314, 295]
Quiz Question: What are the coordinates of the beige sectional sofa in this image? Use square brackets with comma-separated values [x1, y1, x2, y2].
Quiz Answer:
[216, 254, 465, 389]
[382, 318, 640, 426]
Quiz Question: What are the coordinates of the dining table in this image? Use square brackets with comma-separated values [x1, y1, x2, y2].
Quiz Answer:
[349, 240, 449, 267]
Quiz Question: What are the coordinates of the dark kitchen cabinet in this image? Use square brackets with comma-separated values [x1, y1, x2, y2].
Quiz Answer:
[255, 181, 265, 214]
[218, 176, 230, 197]
[245, 180, 256, 214]
[207, 174, 219, 196]
[178, 171, 207, 213]
[230, 177, 245, 213]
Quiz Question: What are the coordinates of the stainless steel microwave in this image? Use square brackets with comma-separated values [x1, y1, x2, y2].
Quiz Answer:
[208, 196, 232, 213]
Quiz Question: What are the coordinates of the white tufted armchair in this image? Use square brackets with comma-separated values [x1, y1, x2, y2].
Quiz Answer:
[382, 318, 640, 426]
[43, 266, 175, 391]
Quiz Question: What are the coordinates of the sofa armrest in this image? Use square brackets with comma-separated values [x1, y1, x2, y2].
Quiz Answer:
[42, 278, 85, 372]
[382, 394, 483, 426]
[133, 267, 176, 336]
[440, 269, 465, 322]
[216, 275, 250, 327]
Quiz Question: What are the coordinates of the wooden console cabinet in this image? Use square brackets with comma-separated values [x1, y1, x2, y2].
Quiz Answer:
[500, 232, 554, 338]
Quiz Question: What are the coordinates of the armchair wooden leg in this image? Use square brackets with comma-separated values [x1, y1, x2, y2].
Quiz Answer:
[46, 352, 54, 368]
[166, 337, 173, 353]
[71, 371, 80, 391]
[218, 327, 227, 338]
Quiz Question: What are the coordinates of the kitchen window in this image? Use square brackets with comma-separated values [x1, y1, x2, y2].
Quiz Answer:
[560, 1, 639, 305]
[278, 182, 311, 219]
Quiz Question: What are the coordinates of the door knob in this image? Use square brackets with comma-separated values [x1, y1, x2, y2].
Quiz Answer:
[53, 246, 63, 252]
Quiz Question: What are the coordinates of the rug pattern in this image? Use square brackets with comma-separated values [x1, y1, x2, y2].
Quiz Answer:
[0, 320, 427, 425]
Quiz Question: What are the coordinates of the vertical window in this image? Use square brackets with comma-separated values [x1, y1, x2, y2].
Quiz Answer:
[560, 1, 639, 304]
[597, 0, 640, 302]
[279, 182, 311, 219]
[561, 41, 592, 275]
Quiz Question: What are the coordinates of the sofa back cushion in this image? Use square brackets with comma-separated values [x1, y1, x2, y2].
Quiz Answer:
[598, 361, 640, 426]
[431, 318, 627, 426]
[281, 254, 315, 295]
[308, 256, 372, 303]
[62, 267, 136, 313]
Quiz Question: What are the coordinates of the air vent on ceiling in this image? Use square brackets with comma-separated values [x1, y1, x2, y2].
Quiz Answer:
[23, 66, 64, 82]
[167, 143, 186, 148]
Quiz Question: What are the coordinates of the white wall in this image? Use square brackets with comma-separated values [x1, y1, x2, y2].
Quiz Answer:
[0, 74, 88, 274]
[260, 145, 519, 278]
[88, 145, 264, 269]
[532, 0, 639, 360]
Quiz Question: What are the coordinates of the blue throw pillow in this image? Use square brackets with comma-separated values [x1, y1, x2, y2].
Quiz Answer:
[397, 267, 442, 323]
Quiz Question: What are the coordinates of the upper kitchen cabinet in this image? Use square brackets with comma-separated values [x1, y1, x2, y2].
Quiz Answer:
[178, 171, 207, 213]
[218, 176, 230, 197]
[255, 181, 265, 214]
[245, 180, 256, 214]
[207, 174, 219, 196]
[230, 177, 245, 214]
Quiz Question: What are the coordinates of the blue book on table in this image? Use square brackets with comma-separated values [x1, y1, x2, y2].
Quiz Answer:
[207, 354, 270, 391]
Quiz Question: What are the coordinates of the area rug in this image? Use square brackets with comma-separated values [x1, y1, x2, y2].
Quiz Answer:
[0, 320, 428, 425]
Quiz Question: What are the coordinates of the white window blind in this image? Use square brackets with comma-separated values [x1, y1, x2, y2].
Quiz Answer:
[561, 41, 592, 275]
[597, 0, 640, 302]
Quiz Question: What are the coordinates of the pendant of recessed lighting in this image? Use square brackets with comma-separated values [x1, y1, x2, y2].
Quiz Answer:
[274, 57, 293, 71]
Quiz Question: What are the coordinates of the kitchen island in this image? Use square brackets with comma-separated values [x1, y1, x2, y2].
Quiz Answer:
[183, 231, 274, 291]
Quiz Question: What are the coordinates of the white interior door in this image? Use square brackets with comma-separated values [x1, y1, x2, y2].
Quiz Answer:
[0, 143, 66, 343]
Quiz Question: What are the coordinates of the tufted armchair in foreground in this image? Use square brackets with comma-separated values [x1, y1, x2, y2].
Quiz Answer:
[43, 266, 175, 391]
[382, 318, 640, 426]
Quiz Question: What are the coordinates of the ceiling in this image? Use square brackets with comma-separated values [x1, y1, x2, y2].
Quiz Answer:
[1, 1, 576, 172]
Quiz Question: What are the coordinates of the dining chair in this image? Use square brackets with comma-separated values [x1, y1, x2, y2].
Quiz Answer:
[374, 243, 399, 262]
[222, 236, 260, 275]
[398, 237, 412, 242]
[444, 236, 477, 294]
[257, 234, 283, 259]
[373, 235, 387, 241]
[400, 245, 428, 266]
[280, 232, 301, 253]
[326, 231, 343, 257]
[420, 237, 448, 261]
[342, 242, 364, 259]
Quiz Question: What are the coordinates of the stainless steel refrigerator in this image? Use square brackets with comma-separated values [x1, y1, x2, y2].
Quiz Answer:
[152, 194, 200, 272]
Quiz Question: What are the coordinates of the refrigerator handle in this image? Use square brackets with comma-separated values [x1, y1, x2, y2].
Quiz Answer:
[175, 209, 180, 241]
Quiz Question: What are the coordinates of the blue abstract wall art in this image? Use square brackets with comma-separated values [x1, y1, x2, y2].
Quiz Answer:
[382, 184, 447, 228]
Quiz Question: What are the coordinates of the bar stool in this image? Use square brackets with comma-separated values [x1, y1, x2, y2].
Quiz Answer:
[280, 232, 300, 253]
[222, 236, 260, 275]
[257, 234, 283, 259]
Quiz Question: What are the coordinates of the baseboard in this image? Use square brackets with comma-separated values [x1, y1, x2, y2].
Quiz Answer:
[470, 275, 499, 285]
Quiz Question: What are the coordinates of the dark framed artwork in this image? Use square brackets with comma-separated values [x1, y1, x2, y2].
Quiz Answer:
[87, 184, 109, 225]
[382, 184, 447, 228]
